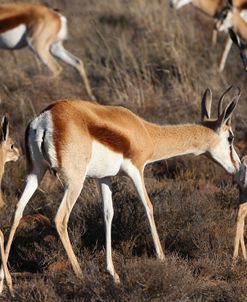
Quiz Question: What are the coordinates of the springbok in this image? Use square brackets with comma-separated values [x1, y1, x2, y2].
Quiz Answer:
[169, 0, 227, 17]
[0, 87, 240, 291]
[169, 0, 236, 71]
[233, 155, 247, 260]
[0, 3, 95, 100]
[0, 116, 19, 295]
[216, 0, 247, 70]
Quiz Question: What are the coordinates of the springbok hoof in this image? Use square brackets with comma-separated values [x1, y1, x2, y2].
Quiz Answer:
[113, 273, 120, 284]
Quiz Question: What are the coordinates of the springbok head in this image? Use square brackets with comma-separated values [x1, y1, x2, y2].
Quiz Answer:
[201, 87, 240, 174]
[0, 116, 19, 208]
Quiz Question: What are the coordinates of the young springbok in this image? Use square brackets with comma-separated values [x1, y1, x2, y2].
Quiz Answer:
[233, 155, 247, 260]
[0, 87, 240, 291]
[216, 0, 247, 71]
[0, 116, 19, 295]
[0, 3, 95, 100]
[169, 0, 236, 71]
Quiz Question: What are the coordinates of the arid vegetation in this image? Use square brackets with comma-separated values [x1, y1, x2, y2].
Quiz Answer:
[0, 0, 247, 301]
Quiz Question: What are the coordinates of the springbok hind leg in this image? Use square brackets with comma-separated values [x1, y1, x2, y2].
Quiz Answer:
[54, 172, 86, 278]
[50, 41, 95, 101]
[28, 38, 62, 77]
[99, 177, 120, 283]
[0, 170, 46, 294]
[233, 203, 247, 260]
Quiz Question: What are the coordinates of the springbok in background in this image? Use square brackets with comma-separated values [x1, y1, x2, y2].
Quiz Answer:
[233, 155, 247, 260]
[216, 0, 247, 71]
[0, 3, 95, 100]
[0, 116, 19, 295]
[169, 0, 236, 71]
[169, 0, 227, 18]
[0, 87, 240, 291]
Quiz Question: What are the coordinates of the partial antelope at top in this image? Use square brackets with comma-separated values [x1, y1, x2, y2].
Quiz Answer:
[0, 3, 95, 100]
[0, 86, 240, 292]
[169, 0, 237, 71]
[216, 0, 247, 71]
[170, 0, 227, 17]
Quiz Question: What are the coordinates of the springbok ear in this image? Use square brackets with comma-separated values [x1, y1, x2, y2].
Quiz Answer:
[0, 116, 9, 142]
[218, 85, 232, 117]
[201, 88, 212, 121]
[217, 90, 240, 127]
[229, 29, 246, 49]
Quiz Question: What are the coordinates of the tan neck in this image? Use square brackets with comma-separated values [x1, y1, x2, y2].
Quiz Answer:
[146, 123, 215, 163]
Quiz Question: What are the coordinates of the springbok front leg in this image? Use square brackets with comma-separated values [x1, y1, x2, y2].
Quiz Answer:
[219, 36, 233, 72]
[0, 230, 12, 296]
[0, 172, 44, 294]
[125, 165, 165, 260]
[233, 203, 247, 260]
[99, 177, 120, 283]
[50, 41, 95, 101]
[26, 18, 63, 78]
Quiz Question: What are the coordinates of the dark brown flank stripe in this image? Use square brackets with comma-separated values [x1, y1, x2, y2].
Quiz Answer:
[88, 125, 131, 157]
[48, 101, 134, 164]
[239, 3, 247, 11]
[0, 14, 30, 33]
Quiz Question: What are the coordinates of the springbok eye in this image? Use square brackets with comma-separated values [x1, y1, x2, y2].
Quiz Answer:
[228, 134, 234, 144]
[11, 144, 14, 149]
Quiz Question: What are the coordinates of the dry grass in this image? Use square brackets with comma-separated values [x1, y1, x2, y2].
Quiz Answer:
[0, 0, 247, 301]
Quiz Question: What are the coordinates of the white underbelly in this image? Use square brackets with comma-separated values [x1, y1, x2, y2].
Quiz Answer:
[87, 141, 123, 178]
[0, 24, 27, 49]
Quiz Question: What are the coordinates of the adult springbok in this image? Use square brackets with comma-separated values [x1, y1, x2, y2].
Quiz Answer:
[0, 87, 240, 291]
[216, 0, 247, 71]
[0, 116, 19, 295]
[169, 0, 235, 71]
[0, 3, 95, 100]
